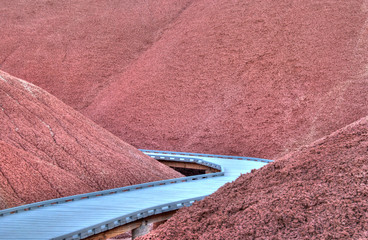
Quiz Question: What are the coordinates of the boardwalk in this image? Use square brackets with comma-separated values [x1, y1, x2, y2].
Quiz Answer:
[0, 150, 271, 239]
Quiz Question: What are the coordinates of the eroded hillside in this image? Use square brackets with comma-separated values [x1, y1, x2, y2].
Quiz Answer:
[140, 115, 368, 239]
[85, 0, 368, 158]
[1, 0, 367, 158]
[0, 71, 182, 209]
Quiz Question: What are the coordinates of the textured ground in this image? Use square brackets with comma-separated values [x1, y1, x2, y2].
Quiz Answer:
[140, 115, 368, 240]
[1, 0, 368, 159]
[0, 71, 182, 209]
[1, 1, 368, 237]
[0, 0, 193, 110]
[85, 0, 368, 159]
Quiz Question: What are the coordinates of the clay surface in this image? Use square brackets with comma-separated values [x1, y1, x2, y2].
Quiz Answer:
[1, 0, 367, 158]
[1, 0, 368, 237]
[0, 71, 182, 209]
[0, 0, 193, 110]
[140, 116, 368, 239]
[85, 0, 368, 159]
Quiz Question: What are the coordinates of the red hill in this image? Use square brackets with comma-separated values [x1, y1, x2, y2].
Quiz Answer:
[1, 0, 367, 158]
[0, 0, 193, 110]
[84, 0, 368, 158]
[141, 115, 368, 239]
[0, 71, 182, 209]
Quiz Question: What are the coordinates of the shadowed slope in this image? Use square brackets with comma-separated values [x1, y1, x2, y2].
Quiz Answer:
[85, 0, 368, 158]
[140, 116, 368, 240]
[0, 71, 182, 209]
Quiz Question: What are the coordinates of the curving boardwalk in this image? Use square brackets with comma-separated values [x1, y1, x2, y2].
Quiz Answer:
[0, 150, 271, 240]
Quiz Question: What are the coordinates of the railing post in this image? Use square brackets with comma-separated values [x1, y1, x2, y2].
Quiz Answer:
[131, 221, 150, 239]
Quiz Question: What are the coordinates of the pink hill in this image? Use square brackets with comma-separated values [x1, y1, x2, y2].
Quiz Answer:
[140, 115, 368, 239]
[0, 71, 182, 209]
[84, 0, 368, 158]
[1, 0, 367, 158]
[0, 0, 192, 110]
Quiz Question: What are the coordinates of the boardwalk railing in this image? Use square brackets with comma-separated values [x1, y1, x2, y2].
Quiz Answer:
[140, 149, 273, 163]
[147, 154, 223, 171]
[51, 196, 206, 240]
[0, 155, 222, 217]
[0, 150, 272, 240]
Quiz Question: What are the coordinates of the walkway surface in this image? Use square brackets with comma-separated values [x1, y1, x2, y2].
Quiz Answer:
[0, 150, 271, 240]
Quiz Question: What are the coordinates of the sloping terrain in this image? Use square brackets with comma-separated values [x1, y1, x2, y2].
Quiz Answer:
[140, 116, 368, 240]
[0, 70, 182, 209]
[0, 0, 193, 110]
[85, 0, 368, 158]
[1, 0, 367, 159]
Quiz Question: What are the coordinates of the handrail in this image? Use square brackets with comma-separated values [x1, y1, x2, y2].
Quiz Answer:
[149, 154, 222, 171]
[140, 149, 273, 163]
[51, 196, 207, 240]
[0, 155, 223, 217]
[0, 150, 272, 240]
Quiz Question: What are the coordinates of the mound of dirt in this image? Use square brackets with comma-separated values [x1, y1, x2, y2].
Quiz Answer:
[0, 70, 182, 209]
[85, 0, 368, 158]
[140, 116, 368, 240]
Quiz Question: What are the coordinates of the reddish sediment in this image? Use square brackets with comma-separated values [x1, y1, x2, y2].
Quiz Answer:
[0, 0, 194, 110]
[84, 0, 368, 158]
[0, 0, 367, 238]
[0, 71, 182, 209]
[1, 0, 367, 159]
[140, 116, 368, 240]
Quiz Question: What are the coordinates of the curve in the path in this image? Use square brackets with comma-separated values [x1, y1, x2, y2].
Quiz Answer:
[0, 150, 272, 240]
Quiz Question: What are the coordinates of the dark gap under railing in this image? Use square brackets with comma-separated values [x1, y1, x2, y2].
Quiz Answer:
[171, 167, 205, 176]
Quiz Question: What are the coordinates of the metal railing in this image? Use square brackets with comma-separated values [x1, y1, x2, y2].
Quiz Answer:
[0, 150, 272, 240]
[140, 149, 273, 163]
[0, 154, 223, 217]
[149, 154, 223, 171]
[51, 196, 206, 240]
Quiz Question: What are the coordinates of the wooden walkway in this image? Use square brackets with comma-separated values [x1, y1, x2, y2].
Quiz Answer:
[0, 150, 271, 240]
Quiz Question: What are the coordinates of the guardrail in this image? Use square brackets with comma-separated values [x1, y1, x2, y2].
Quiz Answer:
[51, 196, 206, 240]
[140, 149, 273, 163]
[148, 154, 223, 171]
[0, 155, 223, 217]
[0, 150, 271, 240]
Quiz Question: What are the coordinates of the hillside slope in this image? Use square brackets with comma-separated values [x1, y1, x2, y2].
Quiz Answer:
[85, 0, 368, 158]
[140, 115, 368, 239]
[2, 0, 367, 159]
[0, 70, 182, 209]
[0, 0, 193, 110]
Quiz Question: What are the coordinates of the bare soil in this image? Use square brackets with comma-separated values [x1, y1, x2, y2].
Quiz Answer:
[0, 71, 182, 209]
[1, 0, 367, 158]
[0, 0, 193, 110]
[84, 0, 368, 159]
[140, 116, 368, 239]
